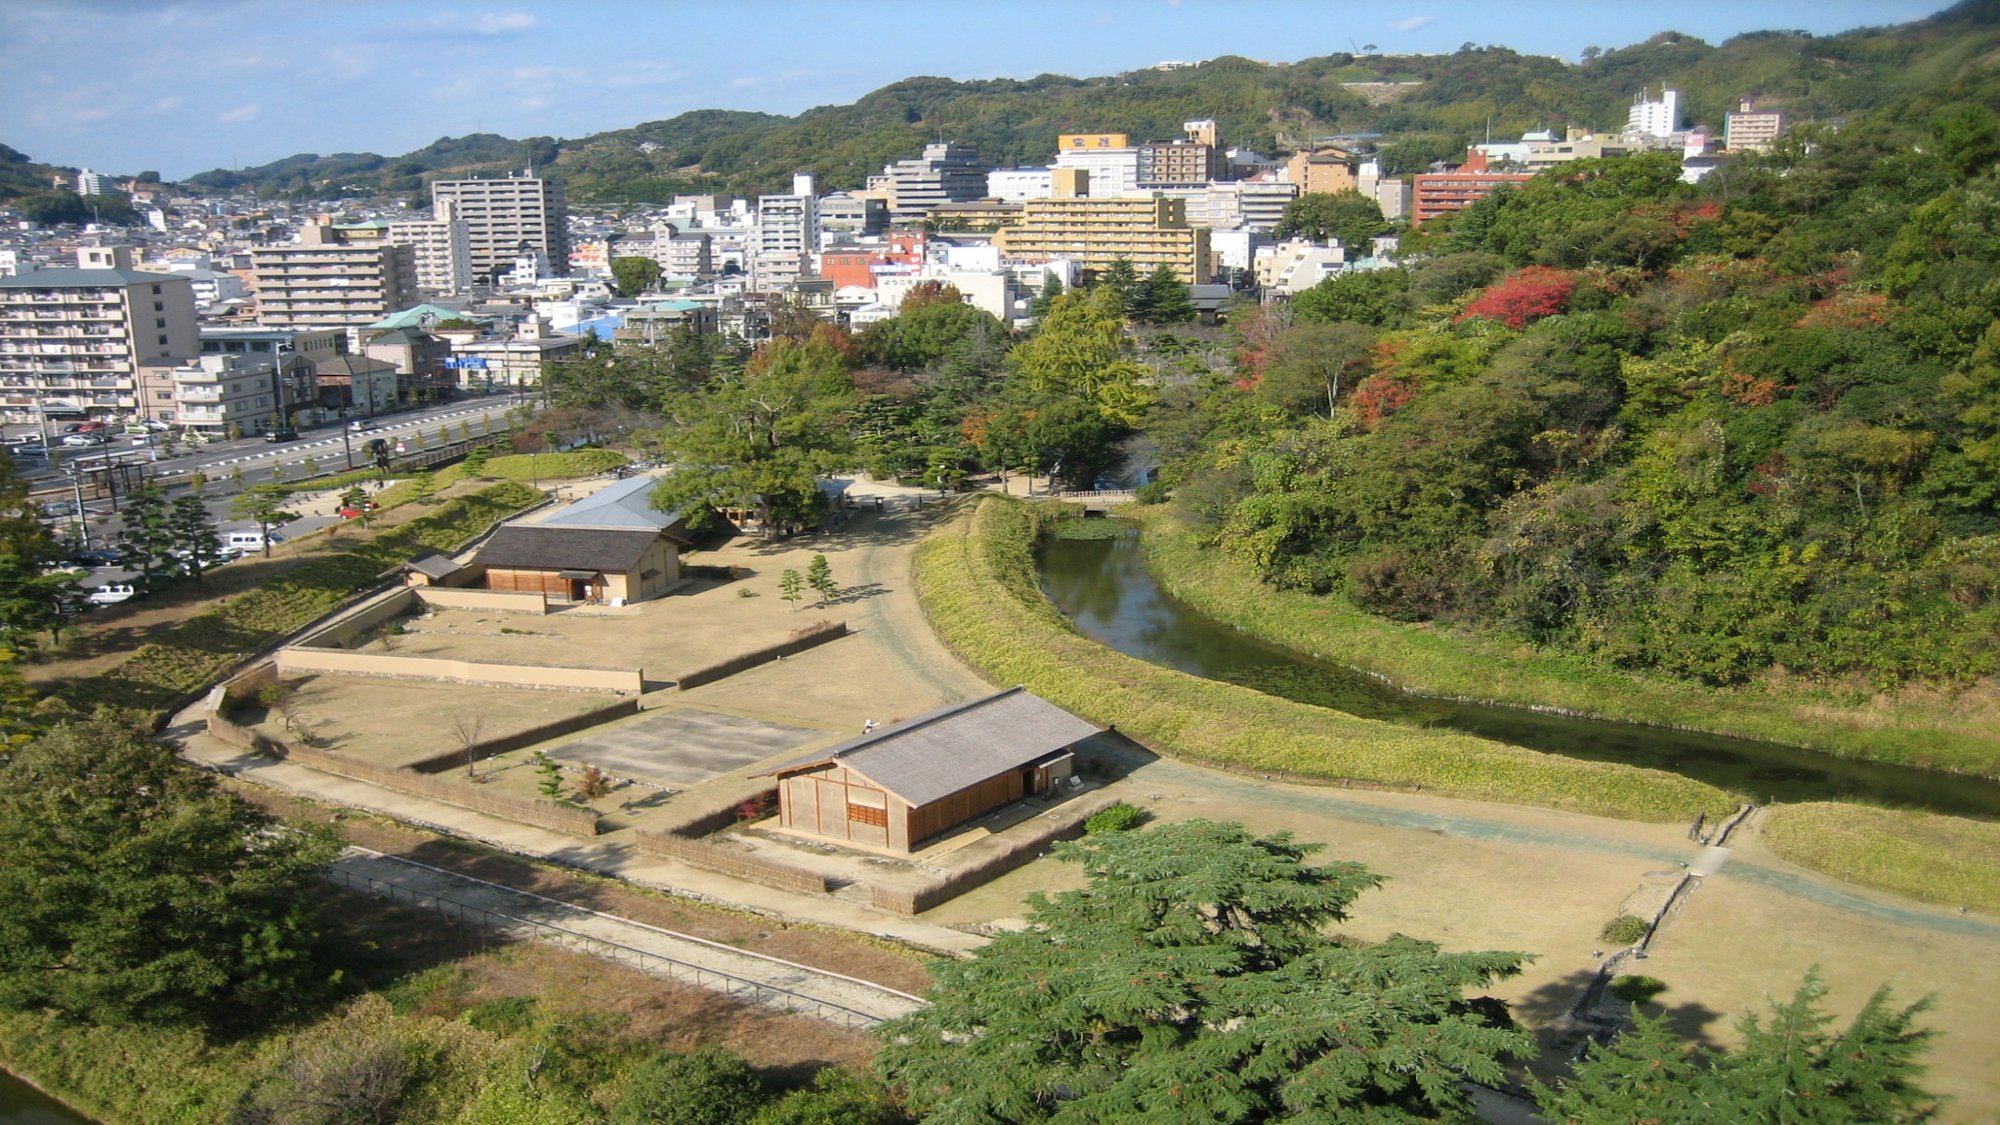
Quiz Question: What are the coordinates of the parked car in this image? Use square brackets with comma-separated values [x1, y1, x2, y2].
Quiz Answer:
[86, 583, 136, 605]
[139, 418, 170, 432]
[61, 431, 109, 447]
[264, 426, 299, 443]
[5, 442, 46, 459]
[347, 419, 374, 432]
[338, 500, 380, 518]
[39, 500, 77, 519]
[69, 548, 122, 568]
[76, 420, 108, 432]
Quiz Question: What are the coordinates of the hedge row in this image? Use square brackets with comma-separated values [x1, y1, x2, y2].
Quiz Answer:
[78, 481, 543, 720]
[912, 497, 1737, 822]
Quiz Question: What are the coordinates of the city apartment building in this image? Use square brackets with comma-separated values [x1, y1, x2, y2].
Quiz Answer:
[753, 174, 819, 291]
[1054, 134, 1140, 197]
[1286, 145, 1357, 196]
[251, 225, 417, 330]
[1626, 87, 1681, 140]
[1411, 152, 1535, 225]
[817, 193, 888, 236]
[429, 172, 570, 285]
[1724, 100, 1787, 152]
[993, 172, 1212, 283]
[387, 198, 473, 295]
[170, 354, 284, 437]
[0, 246, 197, 429]
[1138, 121, 1224, 186]
[1190, 180, 1298, 231]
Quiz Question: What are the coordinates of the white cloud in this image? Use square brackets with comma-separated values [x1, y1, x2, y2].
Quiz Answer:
[426, 10, 540, 36]
[151, 95, 184, 113]
[1389, 15, 1435, 32]
[217, 104, 260, 124]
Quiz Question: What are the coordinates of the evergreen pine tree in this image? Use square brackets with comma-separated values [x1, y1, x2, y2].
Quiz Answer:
[806, 554, 838, 604]
[778, 568, 804, 610]
[166, 493, 221, 581]
[1137, 264, 1197, 325]
[116, 486, 176, 587]
[1096, 257, 1140, 318]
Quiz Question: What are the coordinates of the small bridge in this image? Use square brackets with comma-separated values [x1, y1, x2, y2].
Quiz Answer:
[1052, 488, 1137, 513]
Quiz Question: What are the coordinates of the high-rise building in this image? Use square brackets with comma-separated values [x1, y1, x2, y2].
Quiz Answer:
[429, 172, 570, 285]
[879, 143, 989, 225]
[1138, 121, 1225, 186]
[1626, 87, 1681, 140]
[1411, 152, 1534, 225]
[74, 169, 113, 197]
[251, 225, 417, 330]
[0, 246, 197, 430]
[753, 174, 819, 291]
[993, 171, 1212, 283]
[388, 198, 473, 295]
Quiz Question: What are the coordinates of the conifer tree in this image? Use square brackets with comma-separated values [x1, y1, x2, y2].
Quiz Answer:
[805, 554, 838, 604]
[166, 493, 222, 581]
[116, 485, 176, 587]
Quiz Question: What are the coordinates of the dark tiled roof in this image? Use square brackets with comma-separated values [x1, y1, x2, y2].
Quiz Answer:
[472, 525, 664, 574]
[762, 687, 1098, 807]
[404, 551, 463, 579]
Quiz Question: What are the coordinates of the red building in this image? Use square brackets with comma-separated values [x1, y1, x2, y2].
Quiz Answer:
[1411, 151, 1535, 226]
[816, 229, 928, 290]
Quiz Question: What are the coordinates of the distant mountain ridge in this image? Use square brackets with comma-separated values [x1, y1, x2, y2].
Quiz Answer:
[18, 0, 2000, 206]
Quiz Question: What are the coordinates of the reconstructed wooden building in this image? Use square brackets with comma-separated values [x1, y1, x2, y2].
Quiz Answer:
[469, 476, 696, 604]
[760, 687, 1098, 852]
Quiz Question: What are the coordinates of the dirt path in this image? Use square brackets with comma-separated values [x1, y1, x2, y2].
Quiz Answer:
[331, 847, 925, 1026]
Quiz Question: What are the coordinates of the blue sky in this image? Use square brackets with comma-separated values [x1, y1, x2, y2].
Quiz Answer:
[2, 1, 1927, 180]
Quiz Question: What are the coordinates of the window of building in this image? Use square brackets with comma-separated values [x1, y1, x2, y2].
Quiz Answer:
[154, 302, 163, 312]
[157, 335, 168, 346]
[151, 285, 161, 295]
[155, 318, 165, 328]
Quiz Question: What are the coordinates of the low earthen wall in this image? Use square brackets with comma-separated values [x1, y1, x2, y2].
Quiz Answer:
[870, 796, 1118, 915]
[403, 697, 641, 773]
[276, 648, 642, 694]
[295, 588, 419, 650]
[634, 829, 828, 895]
[416, 587, 548, 614]
[675, 620, 848, 690]
[206, 711, 601, 836]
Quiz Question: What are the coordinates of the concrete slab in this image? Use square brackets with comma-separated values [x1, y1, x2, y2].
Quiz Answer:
[547, 706, 827, 786]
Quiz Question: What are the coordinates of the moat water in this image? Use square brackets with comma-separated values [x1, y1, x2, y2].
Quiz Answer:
[0, 1073, 86, 1124]
[1038, 526, 2000, 819]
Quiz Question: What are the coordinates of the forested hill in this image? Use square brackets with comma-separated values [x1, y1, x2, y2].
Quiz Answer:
[176, 0, 1999, 202]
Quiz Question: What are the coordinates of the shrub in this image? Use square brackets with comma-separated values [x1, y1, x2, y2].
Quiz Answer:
[1085, 802, 1147, 834]
[1133, 480, 1170, 505]
[1458, 266, 1577, 329]
[613, 1045, 767, 1125]
[1601, 915, 1651, 944]
[1609, 974, 1668, 1005]
[733, 792, 777, 822]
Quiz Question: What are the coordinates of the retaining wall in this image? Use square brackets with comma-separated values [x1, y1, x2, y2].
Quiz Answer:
[206, 711, 602, 836]
[295, 588, 420, 650]
[675, 620, 848, 690]
[277, 647, 643, 693]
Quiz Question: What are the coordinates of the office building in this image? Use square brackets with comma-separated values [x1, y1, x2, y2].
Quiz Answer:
[1054, 134, 1140, 197]
[429, 172, 570, 284]
[987, 168, 1055, 201]
[993, 171, 1211, 283]
[0, 246, 197, 430]
[251, 225, 417, 330]
[1626, 87, 1681, 140]
[817, 193, 889, 237]
[1137, 121, 1224, 186]
[879, 143, 989, 225]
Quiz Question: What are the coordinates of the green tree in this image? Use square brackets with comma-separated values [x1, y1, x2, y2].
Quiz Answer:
[1290, 267, 1411, 327]
[647, 335, 856, 537]
[463, 443, 491, 479]
[778, 568, 804, 610]
[1132, 264, 1197, 326]
[116, 485, 177, 587]
[339, 485, 375, 528]
[1094, 257, 1141, 315]
[1273, 190, 1393, 252]
[1027, 272, 1065, 321]
[0, 458, 76, 652]
[0, 713, 340, 1027]
[228, 488, 300, 558]
[534, 752, 565, 799]
[1008, 288, 1155, 426]
[613, 1045, 768, 1125]
[611, 255, 664, 298]
[166, 492, 222, 581]
[876, 820, 1529, 1122]
[750, 1068, 896, 1125]
[1535, 971, 1937, 1123]
[408, 467, 439, 505]
[805, 554, 837, 604]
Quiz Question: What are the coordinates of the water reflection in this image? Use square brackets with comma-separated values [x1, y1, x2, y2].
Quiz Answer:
[1039, 527, 2000, 819]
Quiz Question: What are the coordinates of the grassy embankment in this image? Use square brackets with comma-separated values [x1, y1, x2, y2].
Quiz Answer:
[1762, 804, 2000, 912]
[1137, 504, 2000, 907]
[913, 496, 1735, 822]
[1139, 505, 2000, 778]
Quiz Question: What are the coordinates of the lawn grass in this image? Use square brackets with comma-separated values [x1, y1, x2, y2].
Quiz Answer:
[1762, 804, 2000, 912]
[1139, 506, 2000, 779]
[913, 496, 1736, 822]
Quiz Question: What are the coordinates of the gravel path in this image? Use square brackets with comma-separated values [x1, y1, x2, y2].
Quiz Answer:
[330, 847, 926, 1027]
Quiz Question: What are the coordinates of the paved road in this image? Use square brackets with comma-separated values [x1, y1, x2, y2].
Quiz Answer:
[330, 847, 925, 1027]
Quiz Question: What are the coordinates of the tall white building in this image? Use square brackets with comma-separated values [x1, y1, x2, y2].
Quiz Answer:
[1626, 87, 1681, 140]
[987, 168, 1054, 201]
[878, 143, 988, 225]
[388, 197, 473, 295]
[429, 172, 569, 285]
[753, 174, 819, 291]
[1053, 146, 1140, 197]
[74, 169, 113, 196]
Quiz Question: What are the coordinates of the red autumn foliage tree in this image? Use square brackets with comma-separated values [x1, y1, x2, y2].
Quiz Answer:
[1458, 267, 1578, 329]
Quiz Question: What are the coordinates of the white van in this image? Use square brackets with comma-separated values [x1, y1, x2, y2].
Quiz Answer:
[223, 531, 273, 553]
[87, 583, 136, 605]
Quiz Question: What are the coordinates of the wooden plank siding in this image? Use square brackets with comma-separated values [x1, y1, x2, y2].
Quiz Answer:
[907, 771, 1027, 848]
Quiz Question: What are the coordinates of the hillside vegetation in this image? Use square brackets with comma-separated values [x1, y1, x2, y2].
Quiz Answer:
[158, 1, 2000, 201]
